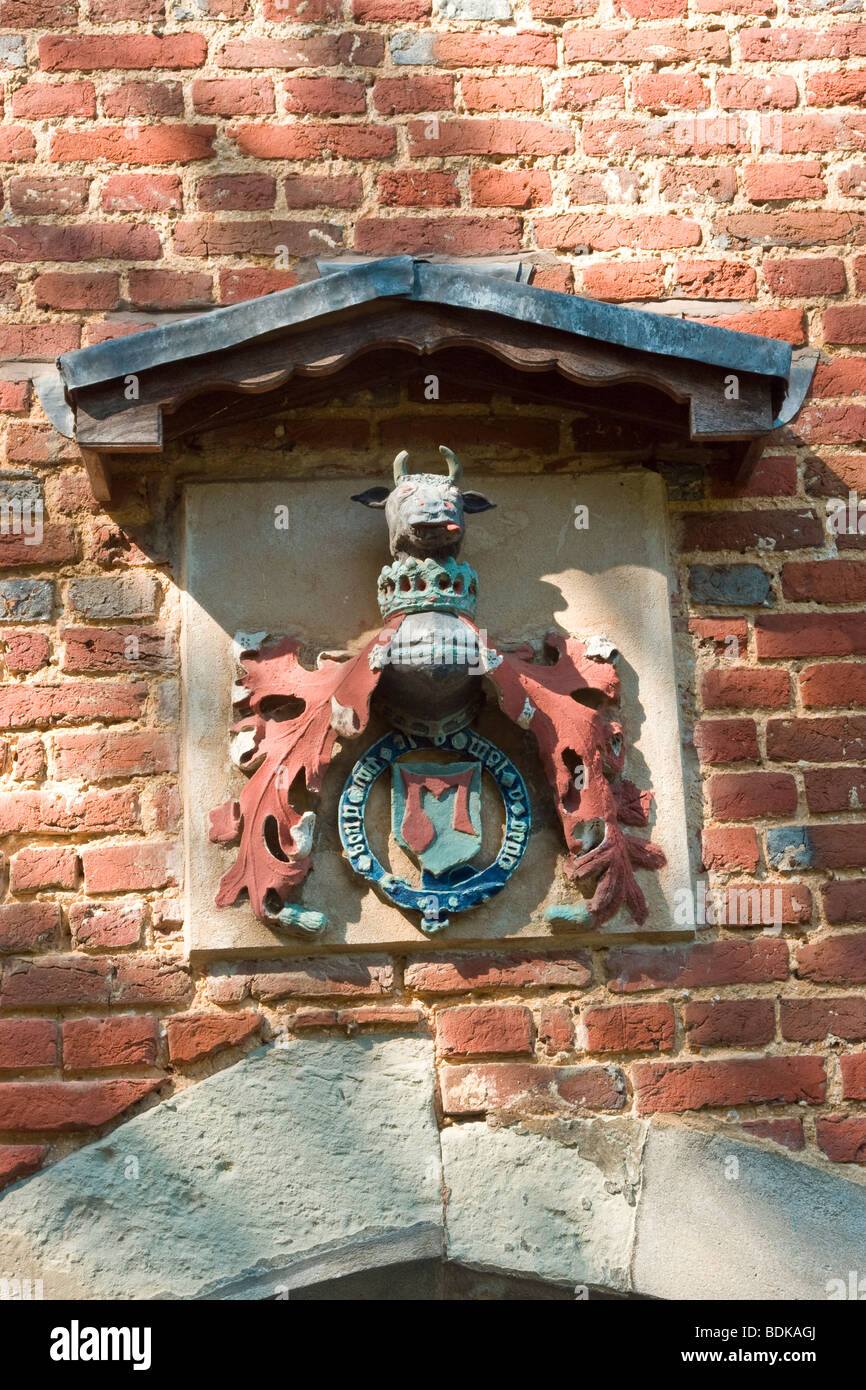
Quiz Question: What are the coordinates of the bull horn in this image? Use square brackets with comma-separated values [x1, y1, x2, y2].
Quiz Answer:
[392, 449, 409, 485]
[439, 444, 462, 484]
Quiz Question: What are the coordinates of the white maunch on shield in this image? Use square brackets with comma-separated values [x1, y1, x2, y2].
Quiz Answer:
[391, 760, 482, 876]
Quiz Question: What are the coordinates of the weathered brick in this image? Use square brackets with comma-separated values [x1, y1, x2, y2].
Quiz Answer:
[633, 1056, 825, 1113]
[684, 999, 775, 1047]
[405, 949, 592, 993]
[66, 575, 157, 621]
[197, 174, 276, 212]
[767, 715, 866, 763]
[0, 580, 53, 623]
[0, 1079, 162, 1131]
[781, 996, 866, 1043]
[0, 790, 138, 836]
[51, 126, 215, 165]
[764, 258, 847, 297]
[0, 682, 146, 729]
[536, 213, 699, 251]
[3, 630, 50, 673]
[221, 956, 395, 1001]
[372, 75, 452, 113]
[165, 1010, 260, 1064]
[0, 225, 160, 261]
[564, 27, 729, 62]
[39, 34, 207, 70]
[606, 939, 788, 992]
[701, 826, 761, 872]
[822, 880, 866, 925]
[232, 125, 394, 161]
[0, 955, 112, 1008]
[9, 845, 78, 892]
[694, 718, 759, 764]
[12, 81, 95, 118]
[62, 627, 174, 673]
[440, 1062, 626, 1115]
[377, 171, 460, 208]
[436, 1004, 533, 1056]
[34, 272, 119, 312]
[110, 957, 191, 1005]
[81, 842, 179, 893]
[0, 1018, 58, 1069]
[53, 731, 177, 783]
[462, 75, 544, 112]
[661, 165, 737, 203]
[756, 613, 866, 658]
[355, 216, 521, 255]
[218, 35, 384, 69]
[581, 261, 665, 300]
[707, 771, 798, 820]
[469, 169, 550, 209]
[67, 900, 146, 950]
[283, 77, 365, 115]
[701, 667, 790, 710]
[797, 935, 866, 984]
[0, 1145, 46, 1189]
[128, 270, 212, 310]
[63, 1016, 158, 1070]
[583, 1002, 674, 1053]
[816, 1117, 866, 1163]
[408, 118, 571, 158]
[681, 510, 822, 553]
[173, 217, 343, 257]
[555, 74, 625, 110]
[537, 1004, 575, 1055]
[0, 903, 60, 953]
[676, 260, 756, 300]
[101, 174, 183, 213]
[192, 76, 274, 115]
[767, 824, 866, 871]
[740, 1118, 804, 1152]
[102, 82, 183, 119]
[782, 561, 866, 605]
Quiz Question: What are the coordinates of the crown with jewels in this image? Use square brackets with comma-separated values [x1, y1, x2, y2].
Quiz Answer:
[377, 556, 478, 619]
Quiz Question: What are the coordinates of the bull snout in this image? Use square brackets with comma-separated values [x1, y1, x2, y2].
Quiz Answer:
[409, 501, 462, 534]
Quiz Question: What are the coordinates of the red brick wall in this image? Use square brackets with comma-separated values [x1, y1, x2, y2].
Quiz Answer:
[1, 0, 866, 1188]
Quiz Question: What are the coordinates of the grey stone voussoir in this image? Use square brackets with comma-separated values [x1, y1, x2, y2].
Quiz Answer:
[633, 1122, 866, 1301]
[0, 1036, 442, 1300]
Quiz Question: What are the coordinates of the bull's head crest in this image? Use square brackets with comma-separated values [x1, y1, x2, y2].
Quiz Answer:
[352, 444, 495, 559]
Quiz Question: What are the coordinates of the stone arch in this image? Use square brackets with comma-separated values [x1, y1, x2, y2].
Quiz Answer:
[1, 1036, 863, 1300]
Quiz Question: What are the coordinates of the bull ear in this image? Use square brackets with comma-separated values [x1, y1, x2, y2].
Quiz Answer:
[351, 486, 390, 509]
[462, 491, 495, 514]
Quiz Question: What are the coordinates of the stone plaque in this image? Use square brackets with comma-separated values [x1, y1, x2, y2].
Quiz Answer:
[183, 470, 693, 957]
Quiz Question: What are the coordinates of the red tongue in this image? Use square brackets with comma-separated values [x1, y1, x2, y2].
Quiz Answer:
[445, 523, 461, 533]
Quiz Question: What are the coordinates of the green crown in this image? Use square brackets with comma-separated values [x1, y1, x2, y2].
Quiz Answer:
[377, 556, 478, 619]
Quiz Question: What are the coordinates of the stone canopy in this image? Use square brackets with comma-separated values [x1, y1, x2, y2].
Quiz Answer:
[34, 256, 817, 502]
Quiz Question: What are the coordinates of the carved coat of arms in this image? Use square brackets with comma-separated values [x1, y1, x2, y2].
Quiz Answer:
[209, 448, 664, 936]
